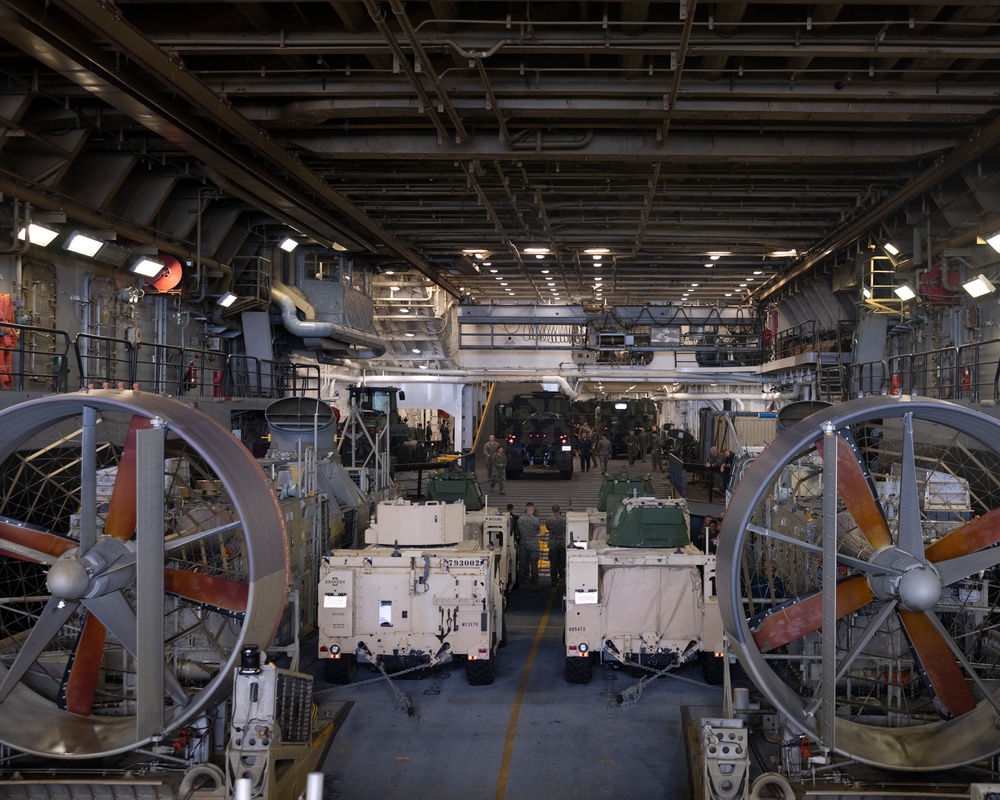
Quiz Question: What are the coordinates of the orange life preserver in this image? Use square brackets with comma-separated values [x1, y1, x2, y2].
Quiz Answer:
[0, 294, 19, 389]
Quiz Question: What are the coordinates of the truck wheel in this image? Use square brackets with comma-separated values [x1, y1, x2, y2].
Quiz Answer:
[564, 656, 593, 684]
[700, 652, 725, 686]
[324, 654, 358, 685]
[465, 657, 496, 685]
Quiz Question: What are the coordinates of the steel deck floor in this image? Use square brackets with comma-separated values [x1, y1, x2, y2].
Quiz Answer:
[301, 459, 725, 800]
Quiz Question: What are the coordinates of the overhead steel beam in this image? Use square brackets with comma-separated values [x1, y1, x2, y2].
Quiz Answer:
[0, 0, 462, 298]
[293, 131, 959, 161]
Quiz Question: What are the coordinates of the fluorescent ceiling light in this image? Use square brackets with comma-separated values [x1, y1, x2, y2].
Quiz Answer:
[332, 242, 348, 252]
[17, 223, 58, 247]
[523, 247, 549, 254]
[279, 237, 298, 252]
[65, 231, 104, 257]
[963, 274, 996, 298]
[131, 257, 165, 278]
[584, 248, 609, 254]
[217, 291, 237, 308]
[893, 282, 917, 301]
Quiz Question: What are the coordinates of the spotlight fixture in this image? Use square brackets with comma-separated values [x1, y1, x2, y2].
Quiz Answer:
[64, 231, 104, 257]
[131, 257, 165, 278]
[894, 282, 917, 301]
[17, 223, 58, 247]
[217, 291, 238, 308]
[279, 236, 298, 252]
[883, 242, 900, 256]
[963, 274, 996, 298]
[985, 232, 1000, 253]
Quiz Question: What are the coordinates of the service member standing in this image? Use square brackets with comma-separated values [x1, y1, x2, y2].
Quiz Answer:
[490, 445, 507, 494]
[484, 434, 500, 484]
[625, 430, 639, 467]
[544, 504, 567, 584]
[516, 502, 541, 589]
[595, 434, 612, 474]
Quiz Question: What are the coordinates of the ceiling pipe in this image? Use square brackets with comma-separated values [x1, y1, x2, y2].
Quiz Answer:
[271, 281, 387, 359]
[540, 374, 578, 400]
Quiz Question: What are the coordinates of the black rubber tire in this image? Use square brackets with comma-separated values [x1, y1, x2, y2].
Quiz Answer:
[700, 652, 725, 686]
[465, 657, 496, 686]
[323, 654, 358, 685]
[565, 655, 593, 684]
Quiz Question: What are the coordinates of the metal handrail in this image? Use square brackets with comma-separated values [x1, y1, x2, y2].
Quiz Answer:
[0, 321, 73, 393]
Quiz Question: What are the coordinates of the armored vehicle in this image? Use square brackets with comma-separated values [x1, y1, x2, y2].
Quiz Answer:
[318, 499, 511, 686]
[563, 496, 724, 684]
[495, 391, 574, 479]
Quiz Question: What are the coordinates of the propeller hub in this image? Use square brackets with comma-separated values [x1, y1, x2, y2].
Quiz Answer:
[897, 564, 942, 612]
[46, 554, 90, 599]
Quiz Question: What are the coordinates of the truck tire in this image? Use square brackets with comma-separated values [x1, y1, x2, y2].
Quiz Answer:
[324, 654, 358, 685]
[700, 652, 725, 686]
[564, 655, 593, 684]
[465, 657, 496, 686]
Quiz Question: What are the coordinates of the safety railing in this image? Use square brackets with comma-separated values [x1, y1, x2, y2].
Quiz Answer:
[849, 337, 1000, 402]
[0, 321, 73, 393]
[223, 355, 320, 399]
[134, 343, 229, 397]
[73, 332, 136, 389]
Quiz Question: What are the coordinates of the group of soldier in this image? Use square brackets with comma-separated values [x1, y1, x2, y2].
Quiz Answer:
[483, 433, 507, 492]
[576, 422, 612, 474]
[505, 500, 567, 589]
[623, 427, 667, 469]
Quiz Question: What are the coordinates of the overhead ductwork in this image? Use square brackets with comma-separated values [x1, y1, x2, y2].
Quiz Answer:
[271, 282, 386, 359]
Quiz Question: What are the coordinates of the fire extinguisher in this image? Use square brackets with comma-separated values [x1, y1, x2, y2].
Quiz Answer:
[961, 365, 972, 393]
[186, 359, 198, 391]
[213, 369, 223, 398]
[889, 374, 901, 396]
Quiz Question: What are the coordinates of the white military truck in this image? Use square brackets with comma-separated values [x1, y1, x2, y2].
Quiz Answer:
[563, 496, 725, 684]
[318, 499, 511, 685]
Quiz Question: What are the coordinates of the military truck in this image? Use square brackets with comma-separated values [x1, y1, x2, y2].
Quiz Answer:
[495, 390, 574, 479]
[318, 499, 511, 686]
[563, 496, 725, 684]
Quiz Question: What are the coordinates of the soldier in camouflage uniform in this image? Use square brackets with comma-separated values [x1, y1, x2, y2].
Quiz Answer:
[594, 434, 612, 474]
[625, 430, 640, 466]
[544, 504, 567, 584]
[484, 434, 500, 484]
[516, 502, 541, 588]
[490, 445, 507, 494]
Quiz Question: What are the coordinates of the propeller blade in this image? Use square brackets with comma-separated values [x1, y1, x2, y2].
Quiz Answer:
[0, 597, 78, 703]
[104, 415, 154, 540]
[924, 504, 1000, 563]
[62, 615, 106, 716]
[0, 518, 75, 564]
[751, 574, 873, 652]
[899, 609, 977, 719]
[164, 569, 249, 613]
[82, 592, 190, 708]
[827, 434, 893, 551]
